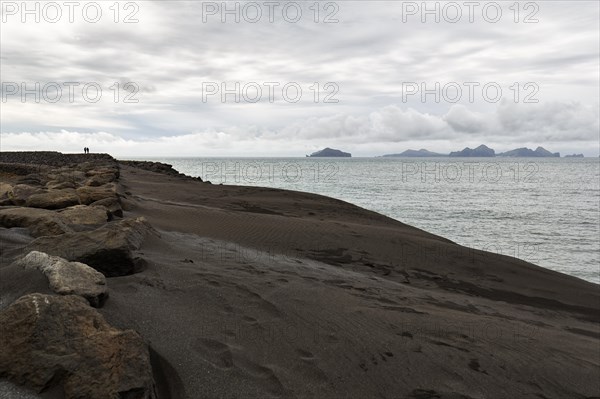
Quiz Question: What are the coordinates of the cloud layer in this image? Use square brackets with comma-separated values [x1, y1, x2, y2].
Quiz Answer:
[1, 1, 599, 155]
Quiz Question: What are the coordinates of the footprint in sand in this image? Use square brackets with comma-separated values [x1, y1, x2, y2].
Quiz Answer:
[296, 348, 315, 361]
[232, 356, 289, 396]
[193, 337, 288, 396]
[242, 315, 258, 325]
[191, 338, 234, 370]
[293, 349, 329, 383]
[468, 358, 488, 374]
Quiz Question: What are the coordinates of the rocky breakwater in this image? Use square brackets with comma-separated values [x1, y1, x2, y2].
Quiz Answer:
[0, 152, 157, 398]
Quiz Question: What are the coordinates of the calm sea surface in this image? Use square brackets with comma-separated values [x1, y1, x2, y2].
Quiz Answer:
[127, 157, 600, 284]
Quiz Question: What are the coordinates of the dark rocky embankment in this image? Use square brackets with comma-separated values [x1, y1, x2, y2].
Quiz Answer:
[0, 152, 160, 398]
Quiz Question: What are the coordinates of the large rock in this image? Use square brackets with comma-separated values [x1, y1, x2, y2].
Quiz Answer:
[45, 180, 77, 190]
[86, 173, 117, 186]
[84, 167, 118, 186]
[26, 188, 80, 209]
[0, 161, 47, 176]
[83, 165, 119, 178]
[77, 184, 118, 205]
[0, 293, 157, 399]
[14, 251, 108, 307]
[7, 184, 43, 206]
[58, 204, 109, 226]
[15, 173, 45, 186]
[27, 217, 153, 277]
[90, 197, 124, 219]
[0, 207, 72, 237]
[47, 169, 86, 184]
[0, 182, 13, 198]
[0, 183, 13, 206]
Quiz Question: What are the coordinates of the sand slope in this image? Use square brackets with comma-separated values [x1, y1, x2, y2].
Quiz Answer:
[2, 162, 598, 398]
[102, 165, 599, 398]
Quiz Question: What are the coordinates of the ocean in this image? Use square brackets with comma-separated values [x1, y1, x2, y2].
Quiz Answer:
[126, 156, 600, 284]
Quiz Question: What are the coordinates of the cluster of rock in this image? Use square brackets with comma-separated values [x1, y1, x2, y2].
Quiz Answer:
[0, 153, 157, 398]
[0, 151, 114, 167]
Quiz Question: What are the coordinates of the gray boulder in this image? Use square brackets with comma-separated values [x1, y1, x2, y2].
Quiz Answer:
[14, 251, 108, 307]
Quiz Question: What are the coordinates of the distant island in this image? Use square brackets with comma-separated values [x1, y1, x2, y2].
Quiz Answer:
[449, 145, 495, 157]
[565, 154, 584, 158]
[498, 147, 560, 157]
[382, 149, 445, 157]
[307, 147, 351, 157]
[0, 151, 598, 398]
[381, 145, 565, 158]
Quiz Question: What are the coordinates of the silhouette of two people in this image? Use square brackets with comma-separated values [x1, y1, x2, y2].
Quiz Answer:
[84, 147, 90, 154]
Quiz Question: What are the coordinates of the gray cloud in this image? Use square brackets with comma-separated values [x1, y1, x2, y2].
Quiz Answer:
[1, 1, 598, 155]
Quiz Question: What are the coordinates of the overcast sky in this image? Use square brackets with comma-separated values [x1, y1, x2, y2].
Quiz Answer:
[1, 1, 598, 156]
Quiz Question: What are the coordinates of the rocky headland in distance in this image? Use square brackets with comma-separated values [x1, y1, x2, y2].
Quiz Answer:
[382, 145, 565, 157]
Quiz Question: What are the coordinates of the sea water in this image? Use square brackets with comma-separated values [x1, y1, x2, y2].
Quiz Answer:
[127, 156, 600, 284]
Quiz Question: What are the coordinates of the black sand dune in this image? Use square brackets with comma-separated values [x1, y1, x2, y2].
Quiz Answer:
[0, 154, 598, 398]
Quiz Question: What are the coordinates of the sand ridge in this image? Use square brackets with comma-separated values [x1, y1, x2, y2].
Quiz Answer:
[1, 157, 598, 398]
[102, 164, 599, 398]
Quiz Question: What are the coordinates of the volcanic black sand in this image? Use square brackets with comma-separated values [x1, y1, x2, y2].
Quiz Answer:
[1, 154, 599, 398]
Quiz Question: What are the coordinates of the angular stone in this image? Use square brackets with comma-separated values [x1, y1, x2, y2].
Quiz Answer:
[0, 183, 13, 206]
[26, 189, 80, 210]
[15, 173, 45, 186]
[77, 184, 117, 205]
[46, 180, 77, 190]
[47, 170, 86, 185]
[84, 165, 120, 179]
[86, 172, 117, 187]
[85, 166, 119, 177]
[0, 294, 157, 399]
[58, 205, 109, 226]
[0, 207, 72, 237]
[27, 217, 153, 277]
[7, 184, 43, 206]
[90, 197, 124, 219]
[15, 251, 108, 307]
[0, 182, 13, 197]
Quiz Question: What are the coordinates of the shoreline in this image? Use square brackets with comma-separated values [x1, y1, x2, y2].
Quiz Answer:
[0, 152, 598, 398]
[118, 154, 600, 284]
